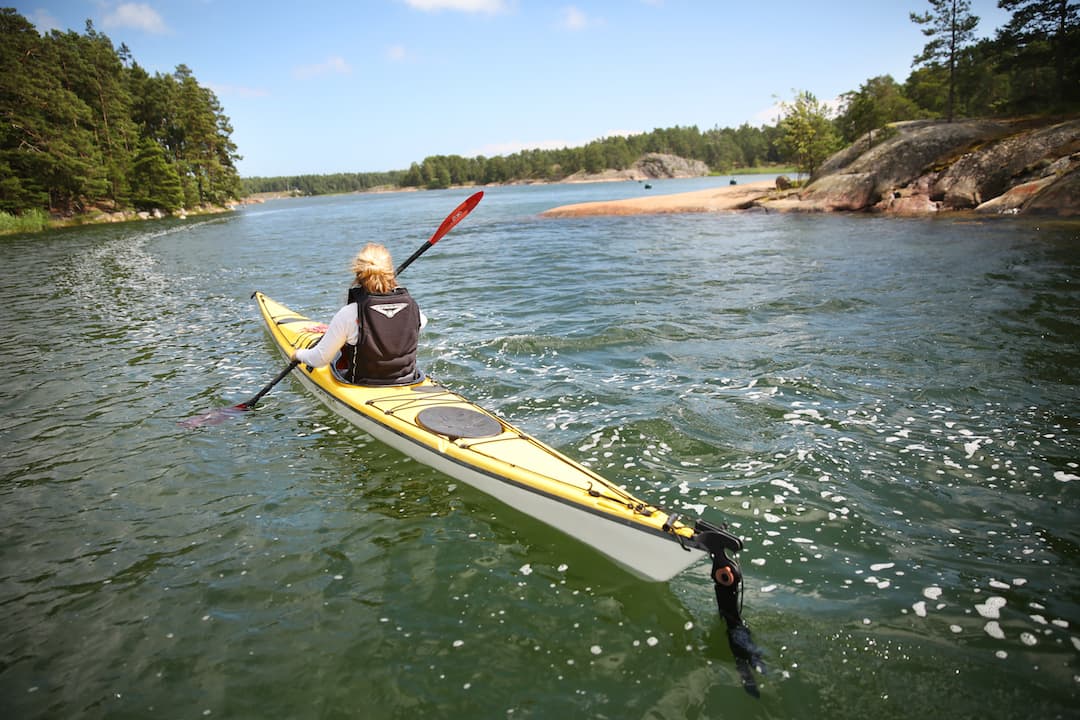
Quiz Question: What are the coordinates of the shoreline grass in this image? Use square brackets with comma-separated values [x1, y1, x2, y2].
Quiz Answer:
[0, 209, 50, 236]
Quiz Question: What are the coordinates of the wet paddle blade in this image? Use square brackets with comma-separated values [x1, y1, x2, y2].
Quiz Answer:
[180, 404, 250, 428]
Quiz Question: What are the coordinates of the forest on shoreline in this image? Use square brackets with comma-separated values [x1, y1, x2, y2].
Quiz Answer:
[0, 8, 242, 231]
[2, 2, 1077, 232]
[244, 1, 1078, 196]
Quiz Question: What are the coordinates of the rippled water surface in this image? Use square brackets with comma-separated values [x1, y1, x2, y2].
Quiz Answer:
[2, 179, 1078, 718]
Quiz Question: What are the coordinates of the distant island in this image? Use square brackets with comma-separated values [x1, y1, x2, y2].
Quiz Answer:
[541, 117, 1080, 219]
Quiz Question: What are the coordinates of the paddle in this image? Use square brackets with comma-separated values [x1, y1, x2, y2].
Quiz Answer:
[182, 191, 483, 427]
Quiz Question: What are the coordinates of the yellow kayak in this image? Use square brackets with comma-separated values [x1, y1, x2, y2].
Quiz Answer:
[253, 291, 743, 584]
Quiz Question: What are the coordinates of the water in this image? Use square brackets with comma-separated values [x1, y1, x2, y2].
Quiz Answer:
[2, 179, 1078, 718]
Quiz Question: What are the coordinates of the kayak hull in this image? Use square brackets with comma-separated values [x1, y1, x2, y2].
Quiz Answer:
[254, 292, 737, 582]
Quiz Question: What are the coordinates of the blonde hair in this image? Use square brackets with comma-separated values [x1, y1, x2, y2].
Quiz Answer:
[351, 243, 397, 294]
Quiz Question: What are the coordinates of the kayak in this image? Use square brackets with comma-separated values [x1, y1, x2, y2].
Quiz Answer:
[253, 291, 744, 585]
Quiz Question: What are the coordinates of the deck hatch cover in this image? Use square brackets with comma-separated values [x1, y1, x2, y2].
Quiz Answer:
[416, 406, 502, 440]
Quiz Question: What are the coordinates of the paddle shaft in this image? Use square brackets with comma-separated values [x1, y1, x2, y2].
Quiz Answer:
[238, 359, 299, 410]
[234, 191, 483, 411]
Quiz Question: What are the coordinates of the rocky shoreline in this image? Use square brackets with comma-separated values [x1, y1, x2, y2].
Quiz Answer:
[542, 117, 1080, 219]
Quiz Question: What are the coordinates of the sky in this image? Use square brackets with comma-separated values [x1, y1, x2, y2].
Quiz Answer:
[14, 0, 1014, 178]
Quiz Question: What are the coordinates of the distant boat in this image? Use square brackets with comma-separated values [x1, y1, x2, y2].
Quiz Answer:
[644, 183, 652, 189]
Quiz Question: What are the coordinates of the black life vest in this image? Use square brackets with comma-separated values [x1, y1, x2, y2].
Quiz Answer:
[344, 286, 422, 385]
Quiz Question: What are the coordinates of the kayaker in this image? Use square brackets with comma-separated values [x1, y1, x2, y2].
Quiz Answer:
[289, 243, 426, 385]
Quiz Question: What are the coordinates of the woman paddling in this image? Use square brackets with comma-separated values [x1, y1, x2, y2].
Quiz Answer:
[290, 243, 426, 385]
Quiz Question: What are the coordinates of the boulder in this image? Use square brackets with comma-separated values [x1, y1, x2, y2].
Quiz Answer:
[933, 119, 1080, 208]
[877, 193, 941, 215]
[799, 172, 878, 211]
[1022, 167, 1080, 216]
[823, 119, 1010, 199]
[783, 117, 1078, 216]
[974, 176, 1057, 214]
[634, 153, 709, 179]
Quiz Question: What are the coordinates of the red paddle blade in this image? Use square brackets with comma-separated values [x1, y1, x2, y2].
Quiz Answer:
[430, 191, 483, 246]
[396, 191, 484, 275]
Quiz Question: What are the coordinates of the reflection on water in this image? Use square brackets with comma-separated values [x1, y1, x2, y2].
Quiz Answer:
[1, 187, 1078, 718]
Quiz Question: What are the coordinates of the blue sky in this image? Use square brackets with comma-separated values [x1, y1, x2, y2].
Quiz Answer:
[16, 1, 1013, 177]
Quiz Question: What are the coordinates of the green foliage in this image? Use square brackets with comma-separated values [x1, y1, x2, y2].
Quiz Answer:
[911, 0, 981, 121]
[0, 9, 241, 218]
[243, 170, 406, 196]
[837, 76, 922, 145]
[7, 3, 1060, 213]
[246, 125, 782, 196]
[776, 91, 842, 178]
[997, 0, 1080, 110]
[0, 208, 48, 234]
[394, 126, 780, 190]
[130, 137, 183, 211]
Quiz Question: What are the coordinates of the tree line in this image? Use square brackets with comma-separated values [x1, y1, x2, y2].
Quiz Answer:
[243, 124, 784, 195]
[0, 8, 242, 220]
[3, 1, 1076, 220]
[249, 1, 1076, 194]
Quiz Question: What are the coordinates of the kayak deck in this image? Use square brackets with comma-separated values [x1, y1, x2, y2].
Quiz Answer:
[253, 291, 742, 582]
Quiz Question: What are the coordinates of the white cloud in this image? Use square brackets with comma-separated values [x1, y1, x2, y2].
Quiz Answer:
[561, 6, 588, 30]
[753, 95, 845, 125]
[602, 128, 644, 140]
[102, 3, 168, 34]
[387, 45, 408, 62]
[29, 9, 61, 33]
[403, 0, 506, 12]
[753, 102, 784, 125]
[292, 56, 352, 80]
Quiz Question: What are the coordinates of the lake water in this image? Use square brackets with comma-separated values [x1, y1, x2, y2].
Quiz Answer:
[2, 178, 1078, 718]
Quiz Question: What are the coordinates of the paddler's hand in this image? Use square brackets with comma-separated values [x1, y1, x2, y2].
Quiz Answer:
[289, 349, 299, 362]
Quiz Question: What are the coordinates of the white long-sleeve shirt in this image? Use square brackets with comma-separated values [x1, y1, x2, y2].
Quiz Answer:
[293, 302, 427, 369]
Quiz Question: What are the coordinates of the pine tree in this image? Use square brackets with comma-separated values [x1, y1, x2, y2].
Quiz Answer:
[911, 0, 981, 121]
[130, 136, 183, 211]
[998, 0, 1080, 109]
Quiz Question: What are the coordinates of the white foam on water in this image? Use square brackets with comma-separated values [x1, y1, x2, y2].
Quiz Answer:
[923, 586, 943, 600]
[976, 596, 1007, 619]
[913, 601, 928, 617]
[772, 478, 800, 494]
[984, 621, 1005, 640]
